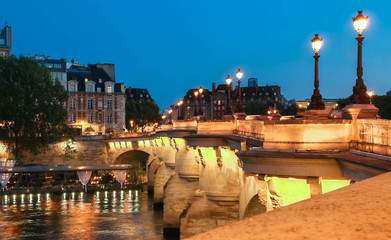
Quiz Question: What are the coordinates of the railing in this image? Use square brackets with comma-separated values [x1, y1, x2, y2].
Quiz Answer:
[236, 120, 264, 140]
[351, 119, 391, 156]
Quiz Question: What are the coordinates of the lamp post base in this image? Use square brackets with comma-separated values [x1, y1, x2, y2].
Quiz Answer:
[223, 114, 234, 120]
[233, 112, 247, 120]
[342, 104, 379, 119]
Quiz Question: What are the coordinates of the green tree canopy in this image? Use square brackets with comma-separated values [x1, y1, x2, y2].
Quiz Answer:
[125, 100, 160, 132]
[373, 95, 391, 119]
[244, 100, 294, 115]
[0, 56, 68, 160]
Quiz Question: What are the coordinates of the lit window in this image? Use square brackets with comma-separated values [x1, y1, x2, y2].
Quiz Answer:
[107, 113, 113, 123]
[107, 86, 113, 93]
[85, 78, 88, 82]
[70, 113, 76, 122]
[99, 78, 102, 83]
[218, 100, 221, 105]
[140, 94, 143, 98]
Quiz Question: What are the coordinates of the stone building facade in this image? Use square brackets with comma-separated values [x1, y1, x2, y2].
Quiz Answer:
[66, 63, 126, 135]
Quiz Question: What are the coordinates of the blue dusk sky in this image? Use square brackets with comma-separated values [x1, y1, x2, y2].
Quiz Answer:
[2, 0, 391, 110]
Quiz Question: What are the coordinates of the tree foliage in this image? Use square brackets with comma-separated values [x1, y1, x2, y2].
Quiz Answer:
[373, 95, 391, 119]
[125, 100, 160, 132]
[244, 100, 296, 115]
[0, 56, 68, 160]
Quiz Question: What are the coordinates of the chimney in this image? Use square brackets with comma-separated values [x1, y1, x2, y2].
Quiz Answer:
[212, 82, 216, 91]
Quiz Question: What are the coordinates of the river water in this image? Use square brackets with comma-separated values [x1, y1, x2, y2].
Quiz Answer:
[0, 190, 174, 240]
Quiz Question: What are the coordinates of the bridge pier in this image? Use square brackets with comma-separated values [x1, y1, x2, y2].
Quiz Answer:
[153, 137, 177, 207]
[180, 147, 240, 238]
[163, 138, 199, 234]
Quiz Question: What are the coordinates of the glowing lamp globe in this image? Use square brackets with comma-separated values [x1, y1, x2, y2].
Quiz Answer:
[226, 75, 232, 85]
[353, 11, 368, 35]
[311, 34, 323, 53]
[236, 69, 243, 80]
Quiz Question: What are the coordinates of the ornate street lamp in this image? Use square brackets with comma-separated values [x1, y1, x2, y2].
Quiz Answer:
[351, 10, 370, 104]
[177, 100, 183, 120]
[224, 75, 233, 115]
[194, 91, 199, 117]
[198, 87, 204, 116]
[168, 109, 173, 124]
[235, 69, 244, 113]
[367, 90, 374, 104]
[308, 34, 325, 110]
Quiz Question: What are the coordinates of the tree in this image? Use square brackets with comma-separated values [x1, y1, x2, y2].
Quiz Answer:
[0, 56, 68, 160]
[373, 95, 391, 119]
[125, 100, 160, 132]
[244, 100, 285, 115]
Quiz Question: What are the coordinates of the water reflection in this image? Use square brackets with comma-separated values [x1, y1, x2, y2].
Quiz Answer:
[0, 190, 170, 239]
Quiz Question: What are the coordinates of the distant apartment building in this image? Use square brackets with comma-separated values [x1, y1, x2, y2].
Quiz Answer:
[33, 56, 126, 135]
[66, 63, 126, 135]
[0, 25, 11, 56]
[31, 55, 67, 89]
[179, 78, 284, 120]
[125, 87, 154, 102]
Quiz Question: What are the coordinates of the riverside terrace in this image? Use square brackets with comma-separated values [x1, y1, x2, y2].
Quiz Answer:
[1, 118, 391, 238]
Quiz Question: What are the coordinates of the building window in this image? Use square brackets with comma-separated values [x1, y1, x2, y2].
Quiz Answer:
[107, 99, 112, 110]
[98, 113, 103, 123]
[70, 99, 76, 110]
[69, 84, 76, 92]
[88, 99, 93, 110]
[97, 87, 101, 93]
[98, 100, 103, 109]
[107, 113, 113, 123]
[140, 94, 143, 98]
[88, 113, 93, 123]
[218, 100, 221, 105]
[87, 85, 94, 93]
[45, 63, 53, 68]
[85, 78, 88, 82]
[99, 78, 102, 83]
[70, 113, 76, 122]
[107, 86, 113, 94]
[54, 64, 61, 69]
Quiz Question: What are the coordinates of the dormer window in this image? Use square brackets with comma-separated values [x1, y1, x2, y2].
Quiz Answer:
[107, 86, 112, 93]
[85, 78, 88, 82]
[87, 85, 94, 93]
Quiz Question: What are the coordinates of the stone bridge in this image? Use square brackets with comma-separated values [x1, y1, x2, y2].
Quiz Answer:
[2, 118, 391, 238]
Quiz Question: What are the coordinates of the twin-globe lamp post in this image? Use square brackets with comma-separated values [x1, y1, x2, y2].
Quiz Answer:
[308, 34, 325, 110]
[193, 87, 203, 117]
